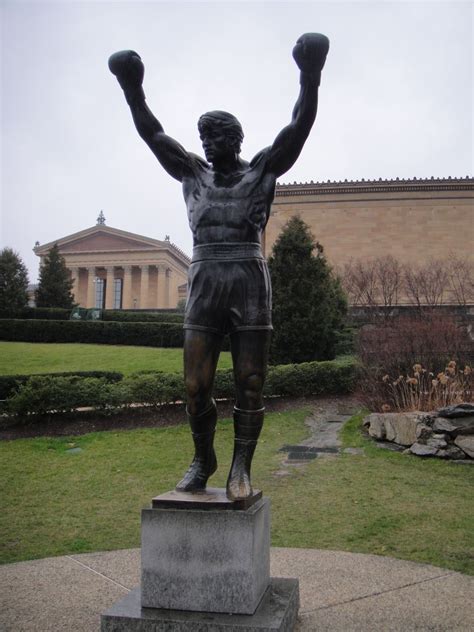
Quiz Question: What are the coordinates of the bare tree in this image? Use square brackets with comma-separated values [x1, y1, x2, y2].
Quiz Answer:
[404, 260, 450, 308]
[446, 253, 474, 306]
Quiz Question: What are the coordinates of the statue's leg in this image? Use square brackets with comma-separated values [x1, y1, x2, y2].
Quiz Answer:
[226, 330, 271, 500]
[176, 329, 222, 492]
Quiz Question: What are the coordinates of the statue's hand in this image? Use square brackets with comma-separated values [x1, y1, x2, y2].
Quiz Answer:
[292, 33, 329, 75]
[108, 50, 145, 94]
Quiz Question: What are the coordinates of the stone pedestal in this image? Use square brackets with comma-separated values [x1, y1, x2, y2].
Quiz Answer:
[142, 491, 269, 614]
[101, 488, 299, 631]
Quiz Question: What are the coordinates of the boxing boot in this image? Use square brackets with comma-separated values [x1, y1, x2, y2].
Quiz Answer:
[176, 399, 218, 492]
[226, 406, 264, 501]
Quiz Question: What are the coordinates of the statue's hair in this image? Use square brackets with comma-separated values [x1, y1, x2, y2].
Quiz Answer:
[198, 110, 244, 153]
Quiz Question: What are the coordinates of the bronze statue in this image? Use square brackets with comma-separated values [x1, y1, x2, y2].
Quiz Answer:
[108, 34, 329, 500]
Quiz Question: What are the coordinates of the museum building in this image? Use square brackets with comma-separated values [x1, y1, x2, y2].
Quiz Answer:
[34, 214, 190, 310]
[264, 176, 474, 267]
[34, 176, 473, 309]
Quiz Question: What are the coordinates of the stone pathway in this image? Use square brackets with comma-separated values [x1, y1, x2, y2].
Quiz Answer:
[277, 397, 362, 471]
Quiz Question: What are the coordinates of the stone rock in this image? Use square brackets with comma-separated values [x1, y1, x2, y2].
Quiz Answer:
[426, 436, 448, 449]
[367, 412, 425, 446]
[432, 416, 474, 437]
[436, 446, 467, 460]
[383, 413, 422, 446]
[454, 435, 474, 458]
[437, 403, 474, 418]
[366, 414, 386, 440]
[409, 443, 439, 457]
[415, 424, 433, 442]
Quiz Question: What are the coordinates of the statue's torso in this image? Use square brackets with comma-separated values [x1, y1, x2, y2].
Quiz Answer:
[182, 152, 276, 245]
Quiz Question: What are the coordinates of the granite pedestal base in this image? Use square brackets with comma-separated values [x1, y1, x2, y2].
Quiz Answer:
[142, 491, 270, 614]
[101, 578, 299, 632]
[101, 489, 299, 631]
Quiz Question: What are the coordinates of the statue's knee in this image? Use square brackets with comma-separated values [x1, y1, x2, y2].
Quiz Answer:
[239, 373, 264, 409]
[185, 377, 210, 415]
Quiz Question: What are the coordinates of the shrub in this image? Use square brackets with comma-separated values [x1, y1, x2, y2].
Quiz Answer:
[0, 307, 71, 320]
[4, 358, 358, 419]
[0, 248, 29, 312]
[103, 310, 184, 324]
[357, 313, 473, 373]
[0, 371, 123, 401]
[35, 244, 75, 308]
[356, 312, 474, 411]
[361, 361, 472, 413]
[6, 376, 130, 417]
[268, 216, 347, 364]
[0, 319, 184, 347]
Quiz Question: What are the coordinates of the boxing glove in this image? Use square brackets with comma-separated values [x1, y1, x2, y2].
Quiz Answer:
[108, 50, 145, 104]
[292, 33, 330, 79]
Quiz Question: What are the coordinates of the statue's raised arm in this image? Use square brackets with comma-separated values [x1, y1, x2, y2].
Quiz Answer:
[108, 50, 193, 182]
[265, 33, 330, 178]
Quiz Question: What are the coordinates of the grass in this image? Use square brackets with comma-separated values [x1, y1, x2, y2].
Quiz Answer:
[1, 409, 473, 574]
[0, 341, 232, 376]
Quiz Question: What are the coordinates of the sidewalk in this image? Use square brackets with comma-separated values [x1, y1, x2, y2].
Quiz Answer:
[2, 547, 473, 631]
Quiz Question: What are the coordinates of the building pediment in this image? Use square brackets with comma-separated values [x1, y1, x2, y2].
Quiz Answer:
[34, 225, 191, 265]
[57, 231, 159, 253]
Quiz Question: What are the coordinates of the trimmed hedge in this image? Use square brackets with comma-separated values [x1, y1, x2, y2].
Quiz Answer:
[4, 358, 358, 418]
[103, 310, 184, 324]
[0, 371, 122, 401]
[0, 307, 71, 320]
[0, 319, 184, 347]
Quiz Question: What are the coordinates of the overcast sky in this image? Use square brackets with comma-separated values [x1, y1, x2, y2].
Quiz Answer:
[1, 1, 472, 282]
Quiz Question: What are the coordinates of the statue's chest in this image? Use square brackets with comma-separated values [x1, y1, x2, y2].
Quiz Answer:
[184, 169, 272, 229]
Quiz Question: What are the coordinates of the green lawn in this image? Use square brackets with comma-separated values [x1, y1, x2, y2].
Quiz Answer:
[1, 410, 473, 574]
[0, 342, 232, 376]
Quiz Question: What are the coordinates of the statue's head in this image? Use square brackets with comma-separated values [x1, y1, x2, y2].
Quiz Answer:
[198, 111, 244, 161]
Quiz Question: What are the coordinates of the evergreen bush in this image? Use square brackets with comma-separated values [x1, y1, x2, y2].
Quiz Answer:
[35, 244, 75, 308]
[0, 307, 71, 320]
[0, 371, 122, 401]
[0, 319, 184, 347]
[0, 248, 29, 313]
[268, 216, 348, 364]
[103, 310, 184, 323]
[4, 358, 358, 419]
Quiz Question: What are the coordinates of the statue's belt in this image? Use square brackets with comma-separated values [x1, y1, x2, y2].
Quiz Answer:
[191, 242, 264, 262]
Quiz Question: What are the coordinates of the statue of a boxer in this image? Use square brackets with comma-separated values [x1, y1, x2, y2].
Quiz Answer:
[108, 34, 329, 500]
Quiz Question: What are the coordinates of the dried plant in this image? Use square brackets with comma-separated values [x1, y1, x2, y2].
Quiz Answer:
[370, 362, 472, 412]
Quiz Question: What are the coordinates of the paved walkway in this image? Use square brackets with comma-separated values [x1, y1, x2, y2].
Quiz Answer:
[2, 547, 473, 631]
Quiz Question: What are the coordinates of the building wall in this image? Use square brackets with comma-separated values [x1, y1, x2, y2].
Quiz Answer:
[264, 178, 474, 267]
[35, 226, 190, 310]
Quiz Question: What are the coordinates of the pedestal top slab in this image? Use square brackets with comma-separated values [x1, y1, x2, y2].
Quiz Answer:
[151, 487, 262, 510]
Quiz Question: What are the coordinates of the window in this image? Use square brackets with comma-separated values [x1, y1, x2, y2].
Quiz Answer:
[113, 278, 123, 309]
[95, 278, 106, 309]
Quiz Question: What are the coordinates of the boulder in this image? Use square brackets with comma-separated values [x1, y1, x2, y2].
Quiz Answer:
[366, 414, 386, 440]
[454, 435, 474, 458]
[415, 424, 433, 442]
[426, 435, 448, 449]
[410, 443, 439, 457]
[432, 416, 474, 437]
[383, 413, 421, 446]
[437, 403, 474, 418]
[436, 446, 468, 460]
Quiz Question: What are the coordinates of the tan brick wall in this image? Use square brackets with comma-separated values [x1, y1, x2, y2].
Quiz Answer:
[264, 179, 474, 268]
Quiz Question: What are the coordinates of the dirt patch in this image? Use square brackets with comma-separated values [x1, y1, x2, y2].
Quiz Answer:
[0, 395, 359, 440]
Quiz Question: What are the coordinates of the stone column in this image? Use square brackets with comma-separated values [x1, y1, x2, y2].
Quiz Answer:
[86, 267, 96, 308]
[105, 267, 115, 310]
[122, 265, 133, 309]
[69, 267, 79, 304]
[157, 266, 170, 308]
[140, 265, 149, 309]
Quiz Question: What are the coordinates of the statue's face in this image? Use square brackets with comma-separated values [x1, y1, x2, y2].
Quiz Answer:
[200, 127, 236, 163]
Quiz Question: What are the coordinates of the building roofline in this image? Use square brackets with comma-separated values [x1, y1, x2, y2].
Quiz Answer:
[275, 176, 474, 197]
[33, 224, 191, 265]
